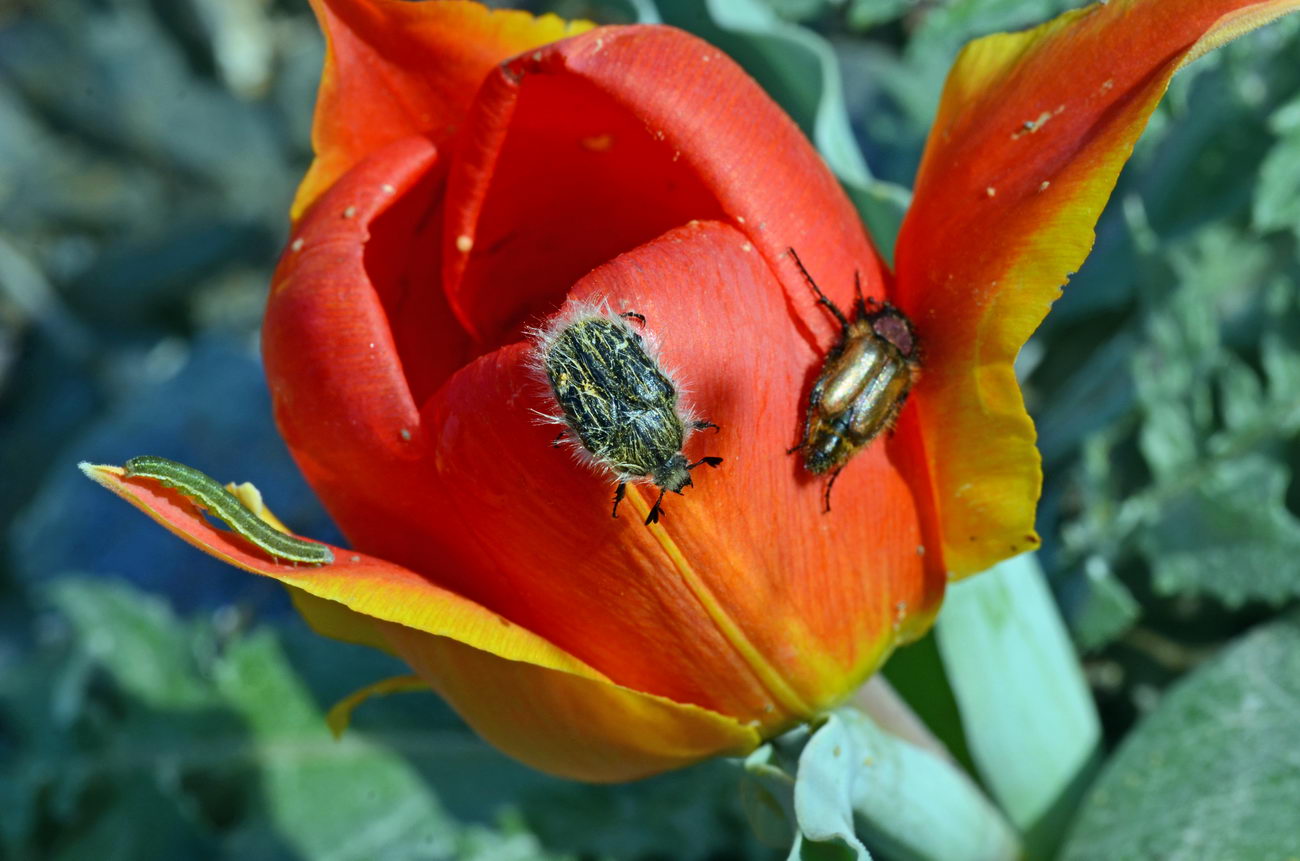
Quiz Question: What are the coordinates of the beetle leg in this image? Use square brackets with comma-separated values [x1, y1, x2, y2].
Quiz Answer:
[789, 405, 815, 455]
[611, 482, 626, 518]
[688, 456, 723, 470]
[807, 378, 824, 409]
[620, 311, 647, 325]
[692, 419, 721, 433]
[551, 430, 566, 448]
[823, 466, 846, 514]
[644, 488, 668, 525]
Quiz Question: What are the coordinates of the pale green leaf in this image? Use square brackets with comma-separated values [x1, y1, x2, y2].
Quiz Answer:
[936, 555, 1101, 856]
[47, 579, 215, 710]
[740, 743, 799, 849]
[213, 630, 460, 861]
[1061, 612, 1300, 861]
[1253, 91, 1300, 238]
[1139, 455, 1300, 606]
[1068, 557, 1141, 653]
[1125, 228, 1300, 605]
[794, 711, 1019, 861]
[791, 715, 871, 860]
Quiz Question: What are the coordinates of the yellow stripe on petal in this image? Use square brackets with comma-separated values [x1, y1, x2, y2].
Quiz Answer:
[625, 487, 816, 721]
[894, 0, 1299, 578]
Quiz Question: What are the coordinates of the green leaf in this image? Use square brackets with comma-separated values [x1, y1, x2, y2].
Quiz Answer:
[909, 0, 1081, 53]
[886, 0, 1082, 127]
[1248, 43, 1300, 240]
[212, 629, 461, 860]
[1138, 455, 1300, 606]
[47, 578, 215, 710]
[1123, 228, 1300, 606]
[1033, 333, 1139, 469]
[1067, 557, 1141, 653]
[935, 555, 1101, 857]
[1061, 612, 1300, 861]
[521, 759, 761, 860]
[843, 179, 911, 266]
[50, 778, 214, 861]
[10, 579, 584, 860]
[1253, 127, 1300, 240]
[758, 0, 830, 24]
[699, 0, 872, 185]
[739, 742, 799, 849]
[581, 0, 661, 24]
[845, 0, 917, 32]
[793, 711, 1019, 861]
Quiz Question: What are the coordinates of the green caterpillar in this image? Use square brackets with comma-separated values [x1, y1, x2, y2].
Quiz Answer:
[124, 455, 334, 566]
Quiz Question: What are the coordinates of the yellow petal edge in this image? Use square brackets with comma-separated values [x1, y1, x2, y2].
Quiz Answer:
[907, 0, 1300, 578]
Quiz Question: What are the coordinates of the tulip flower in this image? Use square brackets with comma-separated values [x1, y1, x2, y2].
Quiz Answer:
[83, 0, 1299, 782]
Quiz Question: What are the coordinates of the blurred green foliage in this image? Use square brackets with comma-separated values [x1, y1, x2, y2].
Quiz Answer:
[1, 0, 1297, 858]
[1, 579, 760, 859]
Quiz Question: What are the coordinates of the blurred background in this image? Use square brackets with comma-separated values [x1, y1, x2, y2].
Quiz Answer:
[1, 0, 1296, 858]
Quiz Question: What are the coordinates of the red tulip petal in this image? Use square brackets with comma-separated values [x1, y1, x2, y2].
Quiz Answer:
[267, 136, 480, 556]
[894, 0, 1299, 577]
[406, 221, 945, 728]
[439, 25, 890, 354]
[294, 0, 592, 217]
[265, 24, 942, 725]
[81, 461, 759, 781]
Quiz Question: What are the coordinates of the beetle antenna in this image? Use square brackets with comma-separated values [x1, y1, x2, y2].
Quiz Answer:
[823, 466, 846, 513]
[788, 248, 850, 330]
[853, 270, 873, 317]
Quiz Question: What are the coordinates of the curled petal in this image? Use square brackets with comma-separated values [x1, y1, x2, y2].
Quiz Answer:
[894, 0, 1300, 577]
[267, 137, 475, 571]
[266, 71, 945, 726]
[79, 462, 759, 781]
[439, 24, 890, 351]
[295, 0, 593, 216]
